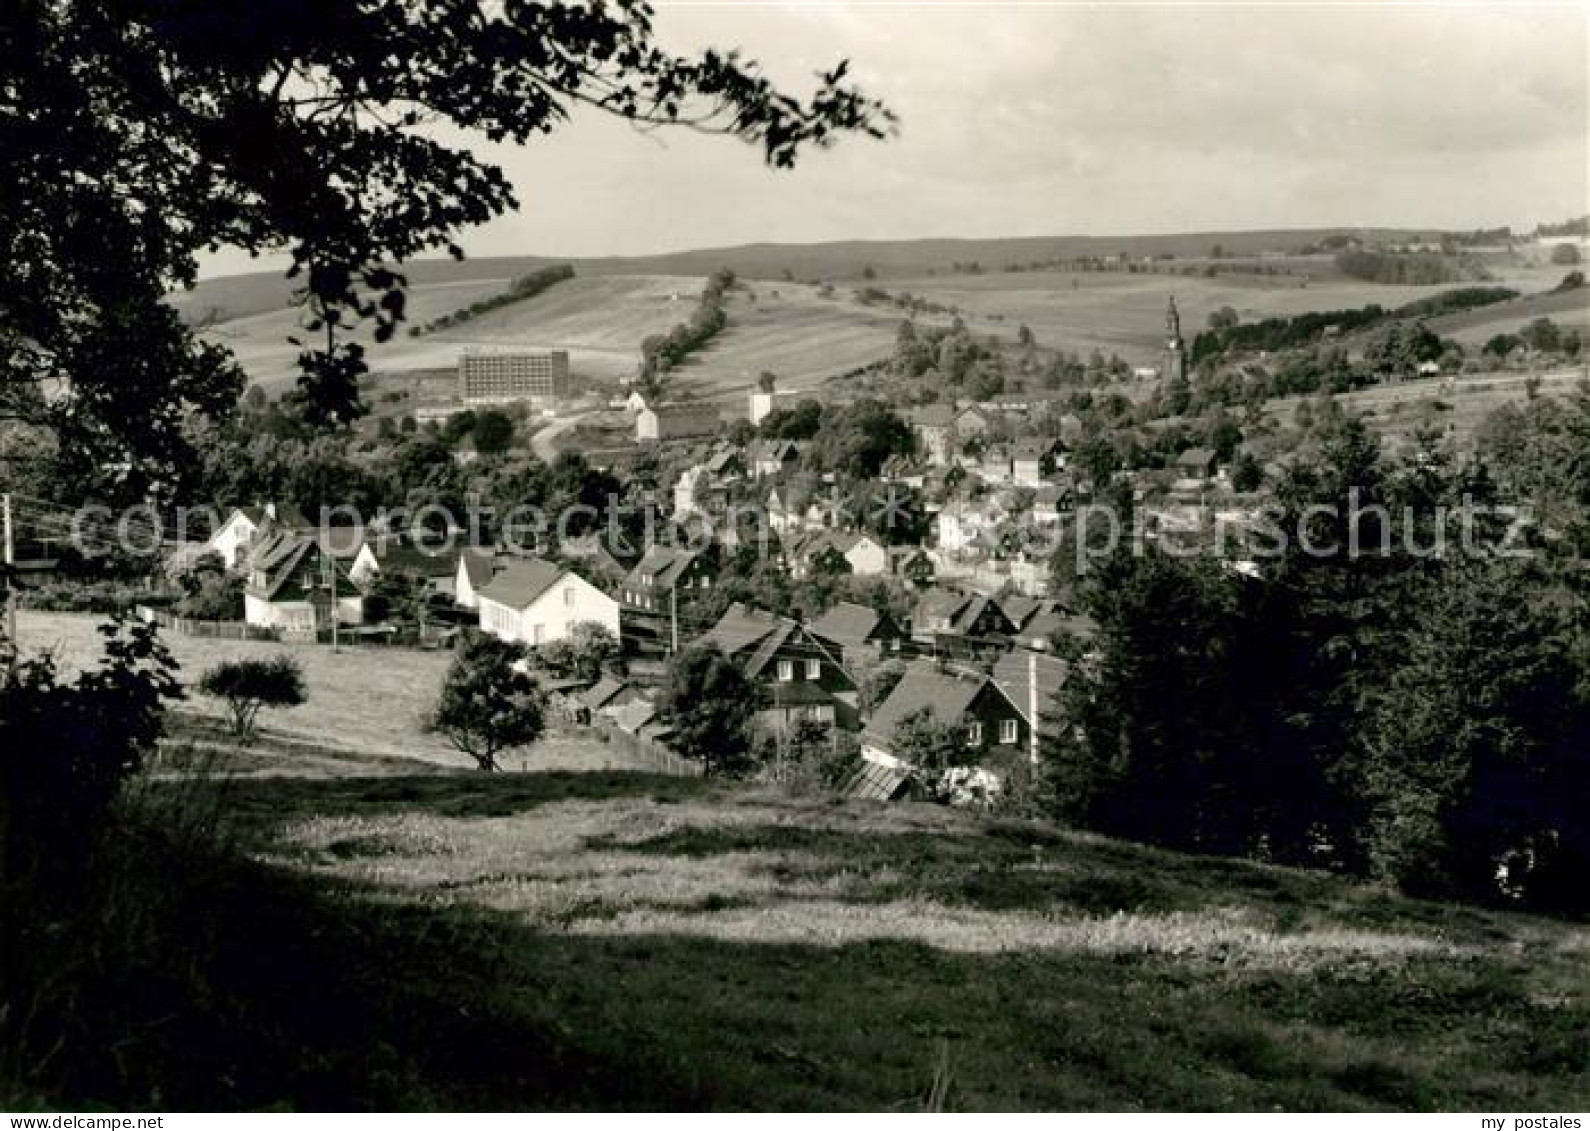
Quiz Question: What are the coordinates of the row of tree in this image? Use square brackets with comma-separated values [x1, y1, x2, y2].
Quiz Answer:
[407, 264, 576, 337]
[1048, 401, 1590, 911]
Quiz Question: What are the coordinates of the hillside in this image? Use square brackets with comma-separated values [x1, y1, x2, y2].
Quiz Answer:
[1425, 285, 1590, 346]
[173, 227, 1460, 326]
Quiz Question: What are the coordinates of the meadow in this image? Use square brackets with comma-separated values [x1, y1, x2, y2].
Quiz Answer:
[18, 611, 634, 774]
[14, 612, 1590, 1110]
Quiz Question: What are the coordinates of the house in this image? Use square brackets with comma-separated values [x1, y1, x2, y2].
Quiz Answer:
[808, 601, 907, 666]
[348, 537, 468, 598]
[207, 502, 313, 571]
[619, 544, 716, 612]
[453, 548, 498, 610]
[243, 528, 363, 638]
[784, 529, 889, 579]
[636, 403, 721, 442]
[1175, 447, 1221, 481]
[890, 547, 936, 587]
[879, 454, 928, 488]
[748, 438, 802, 479]
[624, 389, 650, 414]
[1031, 485, 1067, 526]
[1011, 438, 1066, 486]
[912, 587, 1016, 647]
[703, 447, 746, 482]
[935, 498, 1006, 556]
[860, 660, 1029, 772]
[583, 675, 647, 721]
[475, 558, 620, 647]
[953, 407, 991, 438]
[906, 404, 957, 465]
[991, 649, 1070, 756]
[694, 603, 857, 732]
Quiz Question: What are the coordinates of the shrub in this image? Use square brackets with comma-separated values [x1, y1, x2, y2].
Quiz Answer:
[197, 657, 307, 741]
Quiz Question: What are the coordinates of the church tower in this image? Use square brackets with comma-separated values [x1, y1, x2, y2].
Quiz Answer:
[1163, 295, 1187, 384]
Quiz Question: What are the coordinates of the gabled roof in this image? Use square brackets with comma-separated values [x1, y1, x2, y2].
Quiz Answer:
[475, 557, 567, 610]
[808, 601, 886, 648]
[863, 661, 1016, 749]
[364, 538, 464, 579]
[696, 601, 784, 659]
[458, 548, 497, 589]
[622, 543, 703, 593]
[1177, 446, 1219, 469]
[1012, 437, 1063, 459]
[991, 650, 1071, 725]
[906, 404, 955, 428]
[749, 438, 801, 463]
[704, 448, 743, 475]
[583, 675, 630, 711]
[915, 586, 971, 625]
[1000, 595, 1042, 629]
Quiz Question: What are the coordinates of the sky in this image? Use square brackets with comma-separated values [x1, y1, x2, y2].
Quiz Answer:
[205, 2, 1589, 275]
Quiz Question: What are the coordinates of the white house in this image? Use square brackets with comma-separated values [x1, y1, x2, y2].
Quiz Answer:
[475, 558, 620, 647]
[454, 549, 498, 610]
[207, 502, 312, 571]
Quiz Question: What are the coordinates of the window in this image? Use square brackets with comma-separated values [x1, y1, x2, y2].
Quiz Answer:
[1000, 719, 1018, 745]
[777, 660, 794, 682]
[965, 722, 983, 746]
[700, 574, 711, 589]
[805, 659, 820, 680]
[563, 586, 575, 606]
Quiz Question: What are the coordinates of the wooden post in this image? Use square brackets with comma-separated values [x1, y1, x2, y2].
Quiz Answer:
[669, 586, 678, 656]
[2, 493, 14, 662]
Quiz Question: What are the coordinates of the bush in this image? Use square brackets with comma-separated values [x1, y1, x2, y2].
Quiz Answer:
[197, 657, 307, 741]
[1, 616, 181, 883]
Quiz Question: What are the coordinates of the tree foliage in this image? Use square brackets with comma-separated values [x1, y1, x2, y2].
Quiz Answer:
[427, 634, 545, 772]
[197, 656, 307, 740]
[657, 645, 755, 777]
[4, 0, 892, 473]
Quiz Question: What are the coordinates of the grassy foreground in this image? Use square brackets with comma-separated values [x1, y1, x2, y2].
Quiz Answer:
[13, 746, 1587, 1112]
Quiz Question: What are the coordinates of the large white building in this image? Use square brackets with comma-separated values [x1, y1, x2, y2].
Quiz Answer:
[475, 558, 620, 647]
[458, 350, 570, 406]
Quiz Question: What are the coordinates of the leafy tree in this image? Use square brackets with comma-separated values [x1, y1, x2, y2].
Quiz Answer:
[427, 635, 545, 772]
[197, 656, 307, 741]
[657, 645, 755, 777]
[758, 370, 778, 395]
[1207, 305, 1239, 332]
[889, 707, 971, 797]
[1520, 317, 1562, 354]
[4, 1, 892, 459]
[472, 409, 515, 456]
[173, 552, 244, 621]
[1549, 242, 1581, 266]
[537, 621, 621, 684]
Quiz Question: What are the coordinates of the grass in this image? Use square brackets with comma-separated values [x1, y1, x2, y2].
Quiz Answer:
[18, 611, 640, 775]
[14, 756, 1582, 1111]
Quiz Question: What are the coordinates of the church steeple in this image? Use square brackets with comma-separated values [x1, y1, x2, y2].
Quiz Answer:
[1163, 295, 1186, 385]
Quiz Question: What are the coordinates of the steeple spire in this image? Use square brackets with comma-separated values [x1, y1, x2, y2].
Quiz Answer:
[1166, 295, 1182, 343]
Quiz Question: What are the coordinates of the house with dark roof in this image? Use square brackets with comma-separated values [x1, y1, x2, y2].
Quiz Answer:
[905, 403, 958, 465]
[619, 544, 717, 613]
[636, 403, 722, 442]
[860, 660, 1028, 770]
[911, 587, 1016, 651]
[889, 547, 936, 587]
[991, 649, 1070, 752]
[694, 603, 857, 732]
[1175, 447, 1221, 481]
[808, 601, 907, 666]
[348, 537, 475, 597]
[782, 528, 889, 579]
[208, 502, 314, 571]
[475, 558, 619, 647]
[243, 528, 363, 638]
[748, 438, 803, 479]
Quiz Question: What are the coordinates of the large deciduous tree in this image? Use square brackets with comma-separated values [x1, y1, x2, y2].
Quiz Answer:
[2, 0, 893, 489]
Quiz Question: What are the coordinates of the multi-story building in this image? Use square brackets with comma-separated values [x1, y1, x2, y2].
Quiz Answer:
[457, 350, 570, 406]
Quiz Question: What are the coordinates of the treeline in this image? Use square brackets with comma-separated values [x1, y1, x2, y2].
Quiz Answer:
[1049, 399, 1590, 912]
[1190, 286, 1517, 366]
[636, 268, 735, 387]
[407, 264, 575, 337]
[1334, 249, 1487, 285]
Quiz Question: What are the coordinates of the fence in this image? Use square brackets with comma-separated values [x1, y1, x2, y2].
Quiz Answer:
[592, 719, 704, 777]
[137, 606, 281, 642]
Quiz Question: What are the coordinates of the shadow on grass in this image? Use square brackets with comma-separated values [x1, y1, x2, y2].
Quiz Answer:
[223, 770, 716, 831]
[11, 828, 1584, 1112]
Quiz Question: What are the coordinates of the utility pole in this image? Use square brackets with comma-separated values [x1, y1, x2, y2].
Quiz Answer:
[669, 586, 678, 655]
[2, 493, 15, 663]
[320, 551, 341, 653]
[1028, 649, 1039, 766]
